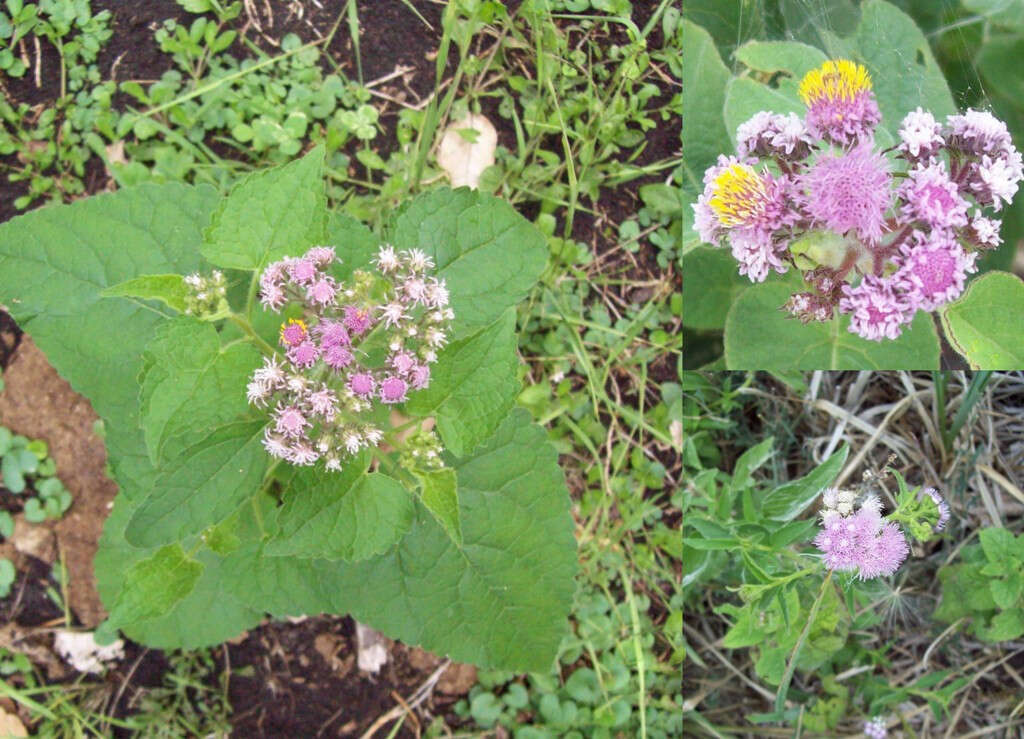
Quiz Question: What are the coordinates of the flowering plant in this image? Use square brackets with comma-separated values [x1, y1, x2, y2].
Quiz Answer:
[683, 3, 1024, 369]
[0, 147, 577, 671]
[694, 58, 1022, 342]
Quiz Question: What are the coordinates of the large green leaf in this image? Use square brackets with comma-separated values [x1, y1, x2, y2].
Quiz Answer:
[761, 445, 849, 521]
[138, 318, 261, 463]
[327, 210, 381, 281]
[106, 544, 203, 632]
[390, 188, 547, 341]
[404, 308, 519, 457]
[202, 146, 327, 271]
[734, 40, 828, 79]
[940, 272, 1024, 369]
[413, 467, 462, 548]
[264, 454, 416, 561]
[124, 421, 267, 547]
[852, 0, 956, 139]
[681, 246, 750, 330]
[222, 409, 577, 672]
[723, 77, 805, 147]
[724, 280, 941, 369]
[963, 0, 1024, 30]
[681, 20, 731, 191]
[101, 274, 189, 313]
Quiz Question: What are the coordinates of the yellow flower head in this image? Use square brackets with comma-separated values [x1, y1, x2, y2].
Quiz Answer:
[798, 60, 872, 106]
[280, 318, 308, 347]
[708, 163, 768, 227]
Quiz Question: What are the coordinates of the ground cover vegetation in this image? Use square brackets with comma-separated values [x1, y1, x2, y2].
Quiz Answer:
[682, 370, 1024, 736]
[0, 0, 681, 736]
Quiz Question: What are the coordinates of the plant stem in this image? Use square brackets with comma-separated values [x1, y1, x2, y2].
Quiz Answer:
[774, 569, 833, 713]
[227, 312, 275, 355]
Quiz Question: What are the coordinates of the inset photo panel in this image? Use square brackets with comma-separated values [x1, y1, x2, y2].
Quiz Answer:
[682, 2, 1024, 370]
[682, 370, 1024, 736]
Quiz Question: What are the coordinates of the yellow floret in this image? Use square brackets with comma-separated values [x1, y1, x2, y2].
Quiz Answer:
[708, 164, 767, 227]
[280, 318, 308, 342]
[798, 59, 872, 105]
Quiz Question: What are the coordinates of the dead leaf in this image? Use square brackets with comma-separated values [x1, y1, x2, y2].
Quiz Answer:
[436, 113, 497, 189]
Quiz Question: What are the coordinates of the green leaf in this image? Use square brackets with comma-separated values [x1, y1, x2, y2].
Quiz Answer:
[0, 428, 10, 455]
[0, 511, 13, 539]
[265, 456, 416, 561]
[734, 40, 828, 80]
[732, 437, 775, 489]
[101, 274, 189, 313]
[124, 421, 267, 547]
[138, 318, 261, 463]
[762, 445, 849, 521]
[940, 272, 1024, 369]
[755, 645, 789, 685]
[107, 544, 203, 630]
[852, 0, 956, 140]
[413, 467, 462, 548]
[23, 498, 45, 523]
[725, 280, 941, 369]
[990, 570, 1024, 611]
[723, 77, 804, 145]
[681, 246, 749, 331]
[223, 409, 577, 672]
[982, 609, 1024, 642]
[979, 527, 1018, 564]
[935, 563, 997, 623]
[0, 558, 14, 595]
[681, 20, 731, 190]
[202, 146, 327, 270]
[327, 210, 380, 281]
[722, 606, 768, 648]
[962, 0, 1024, 30]
[391, 189, 547, 340]
[404, 308, 518, 457]
[1, 453, 25, 494]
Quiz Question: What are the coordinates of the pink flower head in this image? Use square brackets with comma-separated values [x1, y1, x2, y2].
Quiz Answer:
[919, 487, 951, 532]
[947, 109, 1015, 158]
[262, 431, 290, 459]
[814, 515, 860, 572]
[736, 111, 813, 160]
[274, 405, 310, 438]
[305, 246, 337, 266]
[897, 108, 943, 161]
[864, 717, 888, 739]
[402, 276, 428, 305]
[839, 275, 913, 341]
[798, 60, 881, 146]
[855, 521, 909, 580]
[306, 277, 338, 307]
[893, 231, 976, 312]
[970, 151, 1024, 211]
[279, 319, 309, 348]
[323, 344, 353, 370]
[410, 364, 430, 390]
[315, 320, 350, 348]
[801, 141, 891, 244]
[389, 351, 416, 375]
[729, 229, 789, 283]
[379, 376, 408, 404]
[260, 260, 288, 289]
[375, 244, 401, 273]
[288, 257, 319, 285]
[348, 372, 376, 397]
[425, 278, 449, 308]
[898, 161, 969, 231]
[287, 340, 320, 369]
[307, 386, 338, 419]
[246, 379, 271, 407]
[380, 301, 407, 329]
[970, 212, 1002, 248]
[287, 442, 319, 466]
[343, 305, 373, 335]
[259, 283, 287, 311]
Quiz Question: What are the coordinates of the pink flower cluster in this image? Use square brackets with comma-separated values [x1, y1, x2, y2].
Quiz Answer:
[692, 58, 1023, 342]
[247, 244, 453, 471]
[814, 492, 909, 580]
